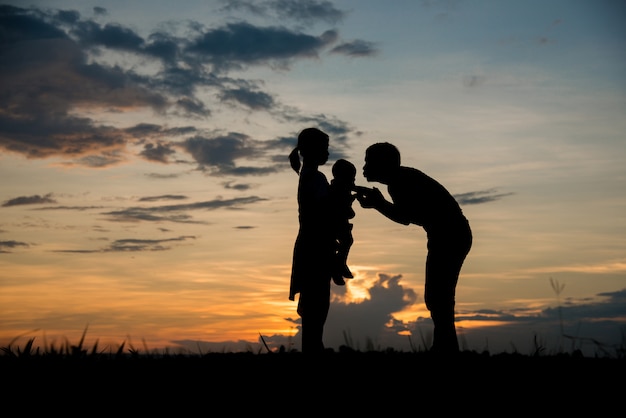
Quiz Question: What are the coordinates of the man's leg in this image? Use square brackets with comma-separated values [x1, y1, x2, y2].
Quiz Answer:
[425, 249, 462, 354]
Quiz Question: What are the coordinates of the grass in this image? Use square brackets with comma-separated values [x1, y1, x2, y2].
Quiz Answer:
[3, 281, 623, 413]
[2, 323, 624, 359]
[2, 327, 624, 415]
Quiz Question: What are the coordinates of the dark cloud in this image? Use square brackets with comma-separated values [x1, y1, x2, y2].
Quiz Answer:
[145, 172, 182, 180]
[107, 236, 196, 252]
[223, 181, 254, 191]
[180, 133, 284, 176]
[54, 235, 196, 253]
[0, 18, 165, 161]
[218, 87, 275, 110]
[262, 275, 626, 355]
[455, 288, 626, 355]
[101, 196, 267, 223]
[126, 123, 197, 139]
[2, 193, 57, 207]
[218, 0, 267, 16]
[175, 97, 211, 117]
[271, 0, 346, 25]
[219, 0, 346, 26]
[329, 40, 378, 57]
[324, 274, 418, 349]
[462, 74, 486, 88]
[71, 151, 126, 168]
[93, 7, 107, 17]
[32, 206, 105, 211]
[0, 4, 368, 171]
[0, 240, 30, 253]
[185, 22, 338, 70]
[138, 195, 188, 202]
[71, 21, 145, 51]
[139, 142, 177, 163]
[101, 209, 199, 224]
[183, 133, 256, 166]
[454, 189, 514, 205]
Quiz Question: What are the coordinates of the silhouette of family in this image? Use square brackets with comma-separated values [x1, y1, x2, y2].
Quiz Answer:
[289, 127, 472, 355]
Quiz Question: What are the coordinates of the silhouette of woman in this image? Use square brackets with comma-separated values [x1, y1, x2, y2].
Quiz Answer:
[288, 127, 336, 353]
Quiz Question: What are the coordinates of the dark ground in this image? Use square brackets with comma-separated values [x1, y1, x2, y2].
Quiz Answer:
[2, 350, 624, 413]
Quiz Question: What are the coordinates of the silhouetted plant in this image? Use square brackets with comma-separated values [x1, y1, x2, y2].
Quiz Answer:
[531, 333, 546, 356]
[342, 329, 355, 349]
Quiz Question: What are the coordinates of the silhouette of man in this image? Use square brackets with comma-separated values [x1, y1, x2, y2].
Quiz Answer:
[355, 142, 472, 354]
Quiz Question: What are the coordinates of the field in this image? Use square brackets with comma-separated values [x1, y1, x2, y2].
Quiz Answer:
[2, 335, 624, 414]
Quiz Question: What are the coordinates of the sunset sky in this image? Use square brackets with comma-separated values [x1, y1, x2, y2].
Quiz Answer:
[1, 0, 625, 356]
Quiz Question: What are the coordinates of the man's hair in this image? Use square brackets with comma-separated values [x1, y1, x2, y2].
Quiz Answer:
[366, 142, 401, 167]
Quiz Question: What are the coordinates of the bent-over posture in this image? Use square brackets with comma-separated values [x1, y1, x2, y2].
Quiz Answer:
[355, 142, 472, 354]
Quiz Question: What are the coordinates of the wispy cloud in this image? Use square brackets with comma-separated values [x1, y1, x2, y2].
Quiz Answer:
[101, 196, 268, 223]
[329, 40, 378, 57]
[138, 195, 188, 202]
[0, 240, 30, 253]
[454, 188, 514, 205]
[218, 0, 347, 26]
[54, 235, 197, 253]
[2, 193, 57, 207]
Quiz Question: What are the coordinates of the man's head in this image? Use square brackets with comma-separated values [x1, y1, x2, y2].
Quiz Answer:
[363, 142, 401, 184]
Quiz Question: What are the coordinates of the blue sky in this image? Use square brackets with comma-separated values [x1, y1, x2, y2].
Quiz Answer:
[0, 0, 624, 356]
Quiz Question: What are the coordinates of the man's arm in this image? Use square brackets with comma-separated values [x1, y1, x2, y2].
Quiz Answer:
[354, 186, 411, 225]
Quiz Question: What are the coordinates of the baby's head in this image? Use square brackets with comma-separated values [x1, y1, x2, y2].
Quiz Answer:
[332, 159, 356, 184]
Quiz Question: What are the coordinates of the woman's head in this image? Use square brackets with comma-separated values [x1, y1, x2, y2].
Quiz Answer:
[289, 127, 330, 173]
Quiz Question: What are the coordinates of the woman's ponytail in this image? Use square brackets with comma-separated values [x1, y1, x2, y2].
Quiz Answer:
[289, 127, 328, 174]
[289, 147, 301, 173]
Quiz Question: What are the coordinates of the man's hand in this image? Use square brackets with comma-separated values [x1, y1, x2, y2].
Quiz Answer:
[354, 186, 384, 209]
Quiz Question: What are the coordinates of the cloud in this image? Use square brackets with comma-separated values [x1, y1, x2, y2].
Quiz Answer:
[32, 206, 106, 211]
[93, 7, 107, 17]
[138, 195, 188, 202]
[185, 22, 338, 70]
[2, 193, 57, 207]
[455, 288, 626, 355]
[72, 21, 145, 51]
[218, 87, 276, 110]
[101, 196, 268, 223]
[0, 5, 368, 170]
[223, 181, 254, 191]
[54, 235, 197, 253]
[107, 236, 196, 252]
[263, 276, 626, 355]
[219, 0, 347, 26]
[454, 188, 514, 205]
[329, 40, 378, 57]
[139, 142, 178, 163]
[181, 133, 285, 176]
[271, 0, 346, 25]
[0, 240, 30, 253]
